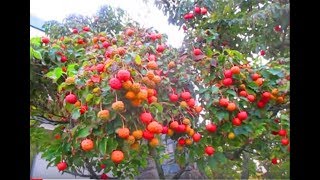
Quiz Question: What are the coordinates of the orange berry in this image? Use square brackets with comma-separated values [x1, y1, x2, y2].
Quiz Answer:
[131, 99, 142, 107]
[168, 61, 175, 69]
[125, 91, 136, 100]
[97, 110, 110, 120]
[277, 96, 284, 103]
[117, 128, 130, 139]
[92, 37, 99, 44]
[117, 47, 126, 56]
[137, 89, 148, 100]
[231, 66, 240, 74]
[272, 88, 279, 95]
[147, 89, 155, 97]
[167, 128, 174, 136]
[149, 138, 159, 147]
[146, 71, 155, 80]
[65, 77, 75, 85]
[152, 75, 161, 84]
[194, 106, 203, 113]
[185, 138, 193, 145]
[180, 101, 188, 108]
[226, 102, 236, 111]
[81, 139, 94, 151]
[111, 150, 124, 164]
[185, 125, 192, 133]
[255, 78, 263, 86]
[131, 83, 141, 93]
[122, 80, 133, 90]
[239, 84, 246, 90]
[112, 101, 125, 111]
[147, 61, 158, 70]
[183, 118, 190, 125]
[74, 101, 81, 108]
[170, 121, 179, 129]
[188, 129, 195, 136]
[99, 36, 106, 42]
[130, 142, 140, 151]
[126, 135, 135, 145]
[132, 130, 143, 140]
[147, 121, 163, 134]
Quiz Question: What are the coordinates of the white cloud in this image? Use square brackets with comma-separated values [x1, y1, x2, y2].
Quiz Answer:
[30, 0, 184, 47]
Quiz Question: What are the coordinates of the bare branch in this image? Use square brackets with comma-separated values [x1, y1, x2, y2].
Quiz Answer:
[30, 116, 69, 125]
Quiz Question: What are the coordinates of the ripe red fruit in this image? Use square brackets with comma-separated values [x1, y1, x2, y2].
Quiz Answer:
[232, 118, 242, 126]
[54, 134, 61, 140]
[178, 138, 186, 145]
[101, 173, 108, 179]
[162, 126, 168, 134]
[231, 66, 240, 74]
[257, 101, 266, 108]
[219, 98, 229, 107]
[224, 70, 233, 78]
[109, 78, 122, 90]
[156, 44, 165, 53]
[102, 41, 111, 49]
[281, 138, 289, 146]
[239, 91, 248, 97]
[205, 146, 215, 156]
[206, 123, 217, 133]
[272, 158, 278, 164]
[278, 129, 287, 137]
[262, 92, 271, 101]
[247, 95, 255, 102]
[41, 37, 50, 44]
[193, 48, 202, 56]
[117, 70, 131, 81]
[274, 25, 281, 32]
[100, 164, 106, 169]
[194, 6, 201, 14]
[260, 50, 266, 56]
[57, 161, 67, 171]
[222, 78, 233, 86]
[61, 56, 67, 63]
[80, 105, 88, 114]
[251, 73, 260, 81]
[201, 7, 208, 15]
[271, 131, 278, 135]
[72, 28, 78, 34]
[169, 93, 179, 102]
[184, 13, 194, 20]
[96, 64, 105, 73]
[181, 91, 191, 100]
[237, 111, 248, 121]
[83, 26, 90, 32]
[65, 94, 77, 104]
[126, 29, 134, 36]
[176, 124, 186, 133]
[81, 139, 94, 151]
[187, 98, 195, 107]
[142, 130, 154, 140]
[148, 54, 156, 61]
[192, 133, 201, 142]
[140, 112, 153, 124]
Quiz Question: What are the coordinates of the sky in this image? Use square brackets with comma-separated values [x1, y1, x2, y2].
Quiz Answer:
[30, 0, 185, 48]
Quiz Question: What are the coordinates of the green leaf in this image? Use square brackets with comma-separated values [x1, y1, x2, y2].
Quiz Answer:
[216, 110, 228, 121]
[226, 89, 236, 97]
[30, 37, 41, 46]
[71, 108, 80, 120]
[208, 156, 218, 168]
[268, 68, 284, 77]
[135, 55, 141, 65]
[106, 137, 118, 154]
[33, 50, 42, 59]
[77, 127, 91, 138]
[215, 152, 227, 163]
[153, 103, 163, 113]
[234, 125, 252, 136]
[99, 138, 107, 155]
[211, 86, 219, 94]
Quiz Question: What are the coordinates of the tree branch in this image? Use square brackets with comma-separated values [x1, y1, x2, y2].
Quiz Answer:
[30, 116, 69, 125]
[64, 171, 91, 178]
[84, 158, 99, 179]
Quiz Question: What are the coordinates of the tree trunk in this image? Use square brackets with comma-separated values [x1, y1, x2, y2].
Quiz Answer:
[240, 152, 249, 180]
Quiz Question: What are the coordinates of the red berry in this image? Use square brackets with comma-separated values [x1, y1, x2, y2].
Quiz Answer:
[176, 124, 186, 133]
[274, 25, 281, 32]
[239, 91, 248, 97]
[41, 37, 50, 44]
[156, 44, 165, 53]
[100, 164, 106, 169]
[193, 48, 202, 56]
[83, 26, 90, 32]
[102, 41, 111, 49]
[224, 70, 233, 78]
[169, 93, 179, 102]
[257, 101, 266, 108]
[181, 91, 191, 100]
[194, 6, 201, 14]
[140, 112, 153, 124]
[231, 66, 240, 74]
[260, 50, 265, 56]
[222, 78, 233, 86]
[65, 94, 77, 104]
[251, 73, 260, 81]
[178, 138, 186, 145]
[205, 146, 215, 156]
[187, 98, 195, 107]
[148, 54, 156, 61]
[247, 95, 255, 102]
[278, 129, 287, 137]
[96, 64, 105, 73]
[142, 130, 154, 140]
[192, 133, 201, 142]
[281, 138, 289, 146]
[72, 28, 78, 34]
[80, 105, 88, 114]
[101, 173, 108, 179]
[271, 158, 278, 164]
[206, 123, 217, 133]
[271, 131, 278, 135]
[109, 78, 122, 90]
[200, 7, 208, 15]
[57, 162, 67, 171]
[219, 98, 229, 107]
[237, 111, 248, 121]
[262, 92, 271, 101]
[117, 70, 131, 81]
[232, 118, 242, 126]
[61, 56, 67, 63]
[162, 126, 168, 134]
